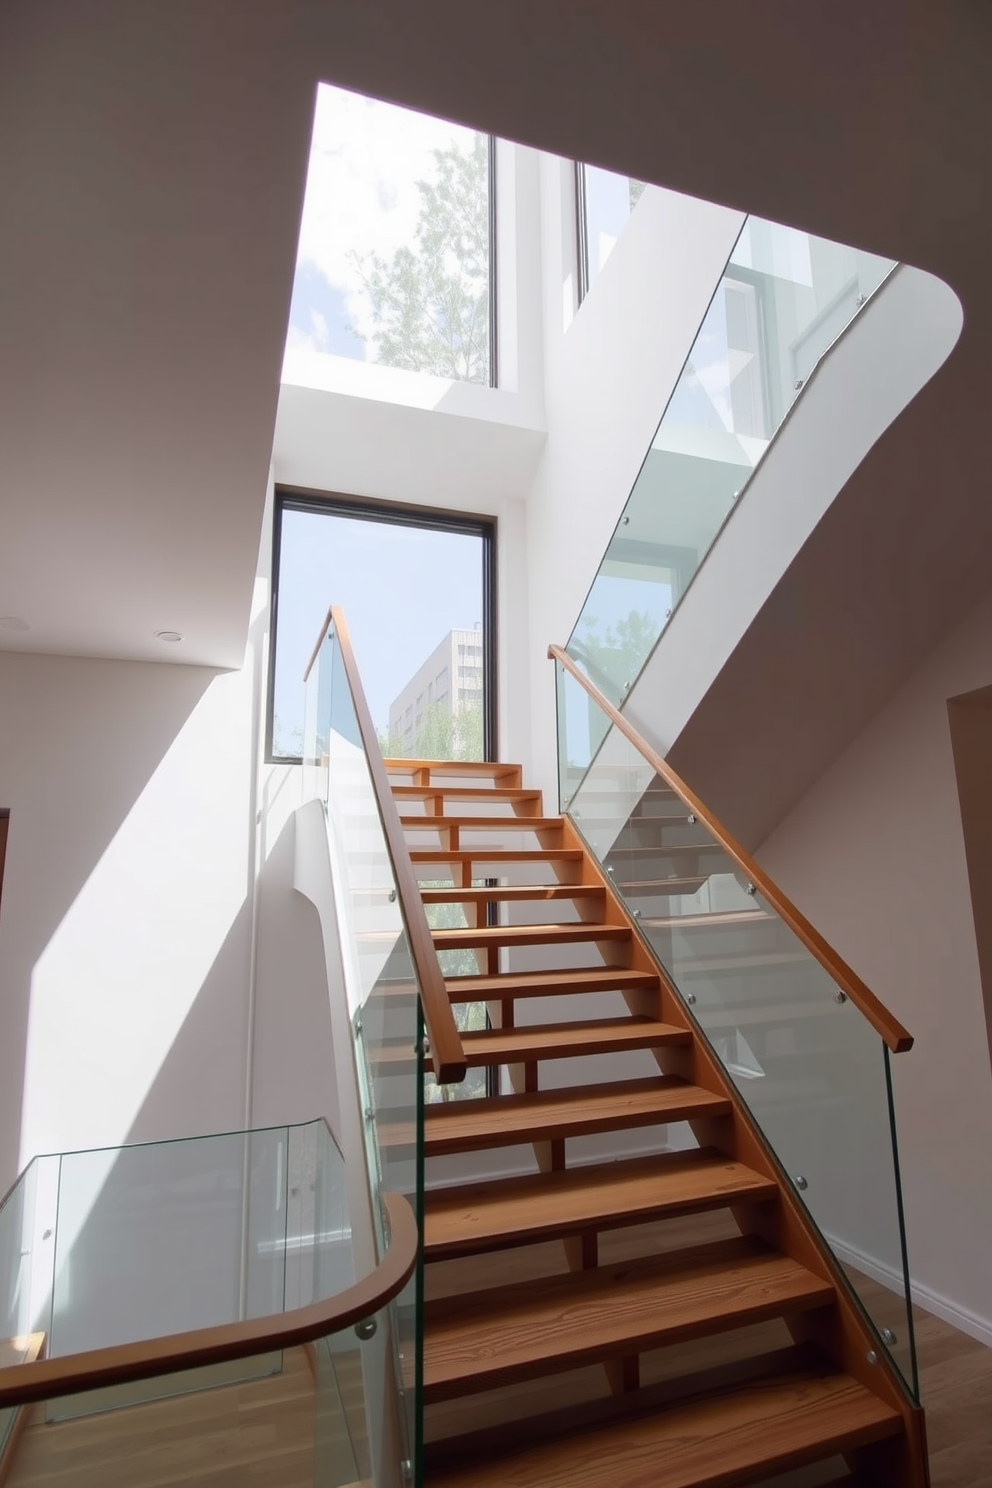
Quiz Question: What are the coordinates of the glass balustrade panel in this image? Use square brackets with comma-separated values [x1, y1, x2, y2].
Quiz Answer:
[319, 620, 424, 1479]
[49, 1126, 295, 1361]
[313, 1325, 366, 1488]
[0, 1122, 364, 1457]
[19, 1339, 348, 1484]
[43, 1128, 291, 1417]
[303, 623, 336, 803]
[1, 1159, 35, 1354]
[285, 1122, 354, 1313]
[564, 698, 917, 1398]
[0, 1160, 38, 1462]
[567, 218, 895, 731]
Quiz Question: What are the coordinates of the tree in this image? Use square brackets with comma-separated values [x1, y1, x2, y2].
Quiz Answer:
[352, 133, 490, 383]
[272, 711, 305, 759]
[579, 608, 658, 697]
[378, 697, 483, 764]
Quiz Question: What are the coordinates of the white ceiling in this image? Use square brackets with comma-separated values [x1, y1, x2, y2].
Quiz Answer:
[1, 1, 989, 690]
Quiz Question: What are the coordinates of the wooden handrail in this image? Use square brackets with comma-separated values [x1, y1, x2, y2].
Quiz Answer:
[0, 1188, 417, 1409]
[549, 644, 913, 1054]
[306, 605, 466, 1083]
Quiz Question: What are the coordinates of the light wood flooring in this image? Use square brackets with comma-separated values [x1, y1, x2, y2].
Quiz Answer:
[0, 1346, 359, 1488]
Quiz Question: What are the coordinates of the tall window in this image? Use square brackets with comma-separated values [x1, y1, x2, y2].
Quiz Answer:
[576, 163, 646, 303]
[268, 494, 495, 764]
[285, 84, 497, 387]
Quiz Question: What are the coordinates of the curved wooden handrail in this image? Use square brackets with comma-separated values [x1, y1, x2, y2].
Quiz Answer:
[549, 644, 913, 1054]
[306, 605, 466, 1083]
[0, 1188, 417, 1409]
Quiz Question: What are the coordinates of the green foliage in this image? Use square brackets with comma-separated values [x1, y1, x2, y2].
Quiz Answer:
[580, 607, 658, 694]
[272, 711, 304, 759]
[352, 133, 490, 383]
[379, 697, 483, 764]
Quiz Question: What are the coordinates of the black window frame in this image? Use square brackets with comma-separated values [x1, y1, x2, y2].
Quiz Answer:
[267, 488, 498, 766]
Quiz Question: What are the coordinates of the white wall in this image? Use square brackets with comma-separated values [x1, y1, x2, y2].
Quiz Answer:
[0, 649, 251, 1186]
[756, 587, 992, 1345]
[0, 501, 335, 1196]
[524, 166, 745, 805]
[271, 143, 546, 779]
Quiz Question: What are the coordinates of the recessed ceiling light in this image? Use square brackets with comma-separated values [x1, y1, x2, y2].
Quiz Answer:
[155, 630, 183, 643]
[0, 616, 30, 631]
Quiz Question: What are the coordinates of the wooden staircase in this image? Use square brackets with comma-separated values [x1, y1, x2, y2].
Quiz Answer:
[385, 759, 929, 1488]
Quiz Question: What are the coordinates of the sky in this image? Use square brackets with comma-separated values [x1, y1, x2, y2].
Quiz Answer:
[273, 509, 483, 753]
[285, 83, 484, 368]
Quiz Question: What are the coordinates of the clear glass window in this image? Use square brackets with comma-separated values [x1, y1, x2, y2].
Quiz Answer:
[286, 84, 495, 386]
[578, 164, 646, 300]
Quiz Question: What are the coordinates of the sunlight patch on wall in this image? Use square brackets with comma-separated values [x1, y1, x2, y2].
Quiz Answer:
[21, 666, 255, 1170]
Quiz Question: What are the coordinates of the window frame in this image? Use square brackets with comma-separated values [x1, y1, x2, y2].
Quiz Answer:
[267, 489, 498, 765]
[487, 133, 499, 388]
[574, 161, 592, 307]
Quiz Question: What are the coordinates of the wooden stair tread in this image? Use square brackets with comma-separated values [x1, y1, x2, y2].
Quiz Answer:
[443, 966, 659, 1000]
[442, 1016, 690, 1066]
[420, 884, 605, 905]
[423, 1149, 778, 1257]
[406, 758, 921, 1484]
[384, 758, 522, 778]
[699, 1001, 837, 1029]
[392, 785, 541, 802]
[609, 876, 707, 893]
[402, 815, 563, 831]
[410, 849, 582, 864]
[425, 1357, 901, 1488]
[609, 851, 725, 863]
[674, 950, 809, 974]
[431, 921, 630, 949]
[420, 1076, 731, 1153]
[0, 1331, 44, 1368]
[422, 1236, 834, 1401]
[640, 909, 776, 930]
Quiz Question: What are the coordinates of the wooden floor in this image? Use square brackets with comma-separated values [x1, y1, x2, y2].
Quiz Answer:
[1, 1346, 351, 1488]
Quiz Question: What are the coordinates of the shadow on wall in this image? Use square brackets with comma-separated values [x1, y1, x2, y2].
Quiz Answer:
[121, 809, 337, 1148]
[22, 810, 338, 1357]
[0, 653, 220, 1192]
[250, 808, 340, 1137]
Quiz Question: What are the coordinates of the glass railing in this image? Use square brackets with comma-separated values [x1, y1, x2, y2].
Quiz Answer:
[0, 1120, 416, 1484]
[565, 218, 895, 766]
[554, 652, 918, 1401]
[305, 606, 469, 1485]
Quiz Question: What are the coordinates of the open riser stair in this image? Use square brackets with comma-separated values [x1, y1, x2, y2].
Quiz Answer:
[384, 757, 929, 1488]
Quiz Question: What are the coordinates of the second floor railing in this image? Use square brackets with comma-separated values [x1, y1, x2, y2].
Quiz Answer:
[565, 216, 895, 761]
